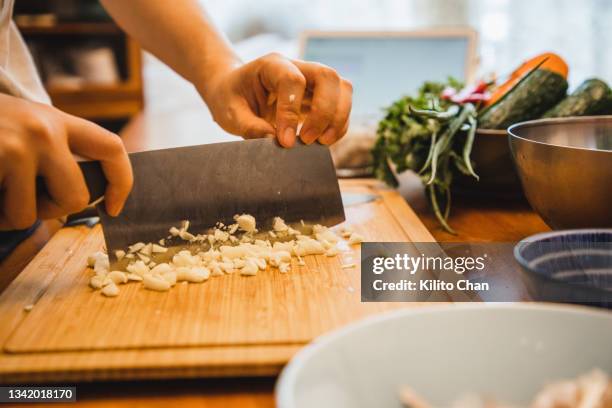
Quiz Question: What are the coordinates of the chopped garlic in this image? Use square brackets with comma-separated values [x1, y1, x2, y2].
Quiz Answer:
[318, 239, 332, 250]
[161, 271, 177, 286]
[23, 304, 34, 312]
[241, 259, 258, 276]
[115, 250, 126, 260]
[340, 226, 352, 238]
[253, 257, 267, 270]
[325, 246, 339, 257]
[235, 214, 257, 233]
[172, 250, 196, 267]
[316, 230, 340, 244]
[312, 224, 327, 234]
[219, 261, 235, 274]
[127, 273, 143, 281]
[273, 241, 294, 253]
[287, 227, 300, 236]
[220, 245, 247, 259]
[279, 262, 291, 273]
[294, 238, 325, 256]
[209, 262, 224, 277]
[108, 271, 128, 284]
[87, 214, 348, 297]
[126, 260, 149, 276]
[176, 266, 210, 282]
[150, 263, 172, 275]
[189, 267, 210, 282]
[273, 217, 289, 232]
[87, 251, 107, 268]
[296, 256, 306, 266]
[143, 274, 171, 291]
[179, 230, 196, 241]
[102, 282, 120, 297]
[137, 253, 150, 263]
[90, 252, 109, 275]
[128, 242, 146, 253]
[89, 275, 106, 289]
[270, 250, 291, 267]
[214, 229, 229, 242]
[348, 232, 364, 245]
[140, 243, 153, 257]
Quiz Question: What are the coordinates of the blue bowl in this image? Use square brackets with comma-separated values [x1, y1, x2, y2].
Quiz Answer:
[514, 229, 612, 308]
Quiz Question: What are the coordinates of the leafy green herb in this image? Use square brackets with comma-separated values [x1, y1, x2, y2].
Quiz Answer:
[371, 78, 478, 233]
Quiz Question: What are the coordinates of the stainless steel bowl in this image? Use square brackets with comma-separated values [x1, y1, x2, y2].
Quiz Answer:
[508, 116, 612, 229]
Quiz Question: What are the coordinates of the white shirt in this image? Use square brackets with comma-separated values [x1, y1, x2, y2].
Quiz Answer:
[0, 0, 50, 103]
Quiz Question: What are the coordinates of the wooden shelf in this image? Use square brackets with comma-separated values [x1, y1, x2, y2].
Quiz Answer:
[16, 21, 121, 35]
[18, 19, 143, 122]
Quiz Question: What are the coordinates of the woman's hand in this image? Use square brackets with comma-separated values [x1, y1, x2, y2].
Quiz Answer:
[0, 94, 133, 230]
[199, 53, 353, 148]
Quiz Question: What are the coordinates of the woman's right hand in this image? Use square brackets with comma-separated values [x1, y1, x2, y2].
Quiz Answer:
[0, 93, 133, 230]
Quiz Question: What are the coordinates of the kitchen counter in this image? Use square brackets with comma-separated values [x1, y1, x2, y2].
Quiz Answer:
[0, 111, 550, 406]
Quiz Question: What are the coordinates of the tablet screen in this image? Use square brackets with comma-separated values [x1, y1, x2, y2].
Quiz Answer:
[303, 35, 471, 119]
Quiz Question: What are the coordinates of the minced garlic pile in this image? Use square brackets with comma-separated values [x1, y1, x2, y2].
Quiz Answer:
[87, 215, 364, 297]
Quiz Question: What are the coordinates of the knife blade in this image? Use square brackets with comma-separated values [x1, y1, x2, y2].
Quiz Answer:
[77, 139, 345, 257]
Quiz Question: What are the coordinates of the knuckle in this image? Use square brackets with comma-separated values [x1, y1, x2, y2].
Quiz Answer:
[309, 106, 334, 124]
[264, 52, 283, 62]
[106, 134, 127, 157]
[285, 71, 306, 88]
[1, 137, 28, 162]
[319, 67, 340, 84]
[27, 113, 61, 146]
[63, 190, 90, 213]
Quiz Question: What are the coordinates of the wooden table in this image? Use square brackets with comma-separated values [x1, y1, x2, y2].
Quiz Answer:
[0, 114, 550, 407]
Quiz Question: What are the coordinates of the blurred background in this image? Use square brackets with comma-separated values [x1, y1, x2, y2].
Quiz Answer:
[13, 0, 612, 140]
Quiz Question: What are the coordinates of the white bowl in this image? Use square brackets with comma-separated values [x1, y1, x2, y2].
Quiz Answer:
[276, 304, 612, 407]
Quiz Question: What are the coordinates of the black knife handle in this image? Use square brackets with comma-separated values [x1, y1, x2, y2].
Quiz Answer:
[78, 160, 107, 204]
[36, 160, 107, 206]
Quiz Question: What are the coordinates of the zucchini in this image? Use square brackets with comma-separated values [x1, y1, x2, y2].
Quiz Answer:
[543, 78, 612, 117]
[479, 69, 568, 129]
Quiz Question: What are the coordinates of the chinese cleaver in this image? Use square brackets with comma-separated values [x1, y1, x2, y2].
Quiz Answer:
[76, 138, 345, 257]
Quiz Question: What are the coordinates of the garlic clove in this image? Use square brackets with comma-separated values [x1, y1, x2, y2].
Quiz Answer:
[101, 282, 120, 297]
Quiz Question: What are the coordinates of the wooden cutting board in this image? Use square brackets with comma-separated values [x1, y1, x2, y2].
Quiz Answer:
[0, 180, 436, 383]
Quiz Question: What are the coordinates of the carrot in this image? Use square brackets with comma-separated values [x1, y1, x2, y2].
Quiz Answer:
[484, 52, 569, 107]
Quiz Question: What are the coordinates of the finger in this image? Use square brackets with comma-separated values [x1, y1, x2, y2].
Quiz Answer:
[36, 144, 90, 220]
[0, 159, 37, 230]
[292, 60, 341, 145]
[228, 99, 276, 139]
[60, 112, 133, 216]
[260, 55, 307, 147]
[319, 80, 353, 145]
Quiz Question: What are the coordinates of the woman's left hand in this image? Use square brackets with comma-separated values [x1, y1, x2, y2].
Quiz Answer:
[198, 53, 353, 148]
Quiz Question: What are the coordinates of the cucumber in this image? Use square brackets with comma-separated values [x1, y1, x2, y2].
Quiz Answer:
[479, 69, 568, 129]
[543, 78, 612, 117]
